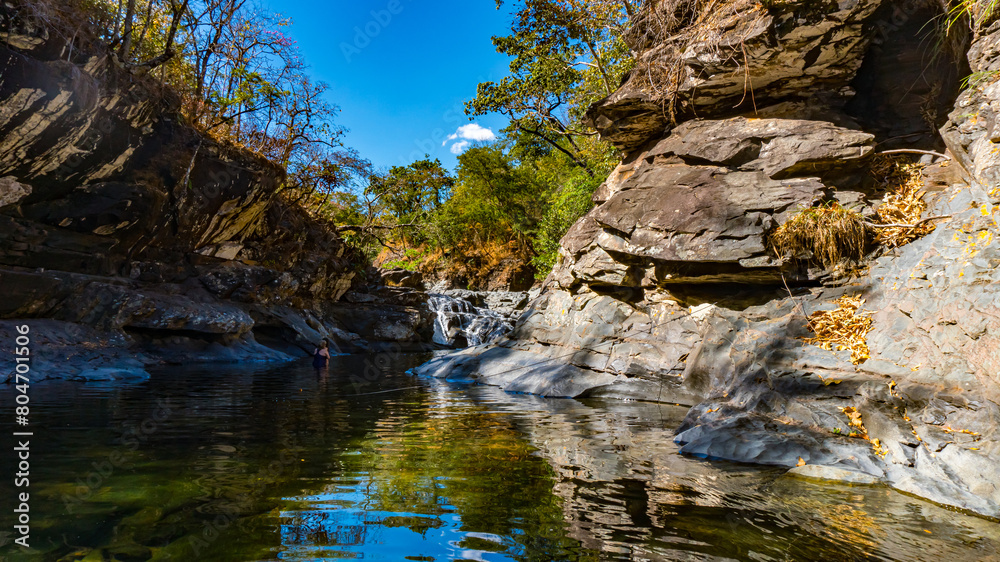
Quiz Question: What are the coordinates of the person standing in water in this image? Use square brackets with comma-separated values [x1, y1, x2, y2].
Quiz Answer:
[312, 339, 331, 370]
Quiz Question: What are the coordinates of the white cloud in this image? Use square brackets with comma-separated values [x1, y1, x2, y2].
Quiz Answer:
[449, 140, 471, 154]
[443, 123, 496, 146]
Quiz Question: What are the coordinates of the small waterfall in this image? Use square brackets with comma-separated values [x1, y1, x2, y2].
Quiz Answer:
[427, 293, 514, 347]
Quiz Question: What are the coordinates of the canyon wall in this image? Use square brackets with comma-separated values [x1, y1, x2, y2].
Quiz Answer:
[417, 0, 1000, 518]
[0, 14, 434, 381]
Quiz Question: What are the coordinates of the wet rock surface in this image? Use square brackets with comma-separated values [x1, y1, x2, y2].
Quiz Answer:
[426, 290, 531, 348]
[415, 0, 1000, 519]
[0, 319, 151, 383]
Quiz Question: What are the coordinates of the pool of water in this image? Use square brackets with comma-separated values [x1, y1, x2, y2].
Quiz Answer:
[1, 353, 998, 561]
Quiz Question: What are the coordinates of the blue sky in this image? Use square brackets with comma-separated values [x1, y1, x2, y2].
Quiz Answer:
[261, 0, 515, 173]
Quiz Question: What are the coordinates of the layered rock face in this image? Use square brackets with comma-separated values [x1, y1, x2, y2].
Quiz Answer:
[417, 1, 1000, 517]
[556, 117, 876, 288]
[588, 0, 882, 151]
[0, 20, 433, 380]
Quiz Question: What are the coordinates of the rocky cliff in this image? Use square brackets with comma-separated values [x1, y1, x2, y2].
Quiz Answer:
[0, 13, 435, 381]
[417, 0, 1000, 518]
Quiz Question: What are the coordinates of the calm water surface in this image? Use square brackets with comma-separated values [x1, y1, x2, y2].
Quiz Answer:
[1, 353, 998, 561]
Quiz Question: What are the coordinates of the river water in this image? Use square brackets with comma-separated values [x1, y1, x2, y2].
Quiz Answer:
[1, 354, 998, 561]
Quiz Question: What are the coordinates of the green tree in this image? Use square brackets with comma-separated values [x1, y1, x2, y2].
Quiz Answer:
[433, 144, 543, 249]
[370, 157, 455, 227]
[532, 168, 602, 276]
[466, 0, 633, 176]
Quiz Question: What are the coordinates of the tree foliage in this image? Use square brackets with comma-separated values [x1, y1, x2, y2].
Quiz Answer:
[423, 144, 540, 257]
[467, 0, 634, 176]
[32, 0, 369, 207]
[345, 0, 634, 283]
[371, 158, 454, 226]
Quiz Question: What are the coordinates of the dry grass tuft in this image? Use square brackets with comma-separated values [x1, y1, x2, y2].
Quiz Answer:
[870, 155, 933, 248]
[769, 203, 872, 269]
[627, 0, 765, 121]
[627, 0, 761, 49]
[804, 295, 873, 365]
[771, 156, 936, 269]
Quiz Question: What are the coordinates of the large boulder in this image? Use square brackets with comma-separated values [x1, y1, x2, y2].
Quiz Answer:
[588, 0, 885, 150]
[555, 117, 875, 289]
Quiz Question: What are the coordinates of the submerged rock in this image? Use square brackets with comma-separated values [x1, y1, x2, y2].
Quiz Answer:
[786, 464, 883, 485]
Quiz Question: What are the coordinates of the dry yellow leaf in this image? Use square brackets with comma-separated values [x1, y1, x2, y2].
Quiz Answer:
[804, 296, 873, 364]
[871, 156, 935, 247]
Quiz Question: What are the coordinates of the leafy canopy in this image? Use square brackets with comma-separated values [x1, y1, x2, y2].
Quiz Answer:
[467, 0, 634, 175]
[370, 158, 455, 226]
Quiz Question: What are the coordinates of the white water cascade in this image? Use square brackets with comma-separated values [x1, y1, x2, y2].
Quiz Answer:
[427, 293, 514, 347]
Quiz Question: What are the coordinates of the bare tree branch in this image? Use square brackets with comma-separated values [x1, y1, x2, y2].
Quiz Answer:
[879, 149, 951, 160]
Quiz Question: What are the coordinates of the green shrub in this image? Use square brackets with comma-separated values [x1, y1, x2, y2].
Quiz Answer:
[531, 171, 601, 279]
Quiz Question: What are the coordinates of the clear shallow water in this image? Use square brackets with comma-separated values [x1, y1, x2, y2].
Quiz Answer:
[1, 354, 998, 561]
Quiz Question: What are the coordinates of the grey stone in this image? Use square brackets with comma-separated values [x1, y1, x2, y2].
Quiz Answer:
[649, 118, 874, 179]
[0, 176, 31, 208]
[587, 0, 884, 150]
[549, 115, 887, 290]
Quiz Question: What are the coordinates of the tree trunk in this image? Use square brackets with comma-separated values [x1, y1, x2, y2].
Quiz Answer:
[134, 0, 156, 58]
[585, 40, 613, 95]
[111, 0, 124, 41]
[119, 0, 137, 63]
[130, 0, 190, 70]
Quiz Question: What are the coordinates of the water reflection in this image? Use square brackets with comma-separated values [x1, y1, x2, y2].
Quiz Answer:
[0, 355, 997, 561]
[495, 395, 1000, 561]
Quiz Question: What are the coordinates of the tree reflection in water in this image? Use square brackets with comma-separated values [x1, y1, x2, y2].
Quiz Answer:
[1, 355, 998, 561]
